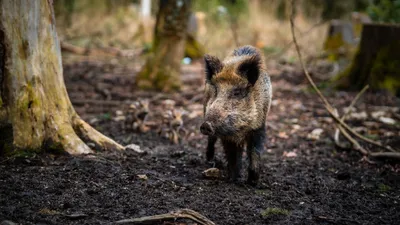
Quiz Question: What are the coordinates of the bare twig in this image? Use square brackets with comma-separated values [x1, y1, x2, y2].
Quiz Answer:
[115, 209, 215, 225]
[266, 20, 326, 60]
[334, 85, 369, 150]
[289, 0, 399, 158]
[343, 85, 370, 120]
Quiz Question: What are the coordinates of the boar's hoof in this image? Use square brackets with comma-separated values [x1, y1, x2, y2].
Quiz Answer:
[247, 170, 259, 186]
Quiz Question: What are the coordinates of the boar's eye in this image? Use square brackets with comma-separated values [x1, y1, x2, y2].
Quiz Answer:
[230, 87, 248, 99]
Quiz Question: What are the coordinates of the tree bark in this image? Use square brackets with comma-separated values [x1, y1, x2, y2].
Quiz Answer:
[0, 0, 124, 154]
[335, 23, 400, 96]
[136, 0, 191, 92]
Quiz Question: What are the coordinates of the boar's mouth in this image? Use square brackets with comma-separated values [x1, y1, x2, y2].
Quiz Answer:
[200, 122, 237, 136]
[214, 126, 236, 136]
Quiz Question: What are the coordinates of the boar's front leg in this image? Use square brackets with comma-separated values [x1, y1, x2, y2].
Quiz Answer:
[206, 135, 217, 161]
[247, 125, 266, 186]
[222, 140, 243, 182]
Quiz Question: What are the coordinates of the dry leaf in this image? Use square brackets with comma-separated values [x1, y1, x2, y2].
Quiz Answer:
[202, 168, 221, 178]
[278, 131, 289, 139]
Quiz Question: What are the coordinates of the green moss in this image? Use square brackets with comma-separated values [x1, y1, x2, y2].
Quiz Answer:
[324, 33, 345, 52]
[260, 207, 290, 218]
[369, 41, 400, 95]
[335, 39, 400, 94]
[185, 35, 204, 60]
[8, 149, 37, 158]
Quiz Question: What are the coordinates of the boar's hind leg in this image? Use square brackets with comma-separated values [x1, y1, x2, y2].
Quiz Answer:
[222, 140, 243, 182]
[247, 125, 266, 186]
[206, 135, 217, 161]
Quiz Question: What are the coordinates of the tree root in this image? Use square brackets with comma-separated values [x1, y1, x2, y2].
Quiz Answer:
[72, 115, 124, 152]
[290, 0, 400, 160]
[56, 124, 92, 155]
[115, 209, 215, 225]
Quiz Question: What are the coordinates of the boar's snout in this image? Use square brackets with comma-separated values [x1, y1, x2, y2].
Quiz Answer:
[200, 121, 214, 135]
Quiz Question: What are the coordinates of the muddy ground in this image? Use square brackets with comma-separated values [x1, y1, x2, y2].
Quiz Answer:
[1, 58, 400, 225]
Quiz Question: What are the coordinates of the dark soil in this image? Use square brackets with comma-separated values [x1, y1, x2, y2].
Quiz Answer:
[1, 59, 400, 225]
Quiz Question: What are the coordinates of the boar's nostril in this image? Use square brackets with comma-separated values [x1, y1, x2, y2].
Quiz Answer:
[200, 122, 214, 135]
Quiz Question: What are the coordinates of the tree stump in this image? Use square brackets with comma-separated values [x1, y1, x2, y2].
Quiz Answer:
[335, 23, 400, 96]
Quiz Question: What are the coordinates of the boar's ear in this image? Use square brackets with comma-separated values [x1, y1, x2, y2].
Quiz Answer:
[204, 54, 223, 81]
[236, 55, 262, 86]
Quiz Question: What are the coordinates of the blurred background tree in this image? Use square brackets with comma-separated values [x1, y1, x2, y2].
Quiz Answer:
[52, 0, 400, 95]
[135, 0, 192, 91]
[366, 0, 400, 23]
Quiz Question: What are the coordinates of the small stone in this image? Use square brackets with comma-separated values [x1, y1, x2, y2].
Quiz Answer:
[371, 111, 385, 119]
[64, 213, 88, 220]
[307, 128, 324, 140]
[349, 111, 368, 120]
[379, 117, 396, 125]
[1, 221, 18, 225]
[125, 144, 146, 155]
[138, 174, 148, 180]
[283, 151, 297, 158]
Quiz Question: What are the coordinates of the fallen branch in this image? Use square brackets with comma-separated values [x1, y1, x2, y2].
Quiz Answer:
[290, 0, 399, 159]
[369, 152, 400, 160]
[115, 209, 215, 225]
[61, 41, 144, 58]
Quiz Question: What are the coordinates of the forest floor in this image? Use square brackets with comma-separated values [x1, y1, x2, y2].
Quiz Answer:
[1, 58, 400, 225]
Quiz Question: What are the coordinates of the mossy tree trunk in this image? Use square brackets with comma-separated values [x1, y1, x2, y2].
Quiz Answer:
[136, 0, 192, 92]
[336, 24, 400, 96]
[0, 0, 124, 154]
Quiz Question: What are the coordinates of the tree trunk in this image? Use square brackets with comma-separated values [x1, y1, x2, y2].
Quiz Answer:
[0, 0, 124, 154]
[136, 0, 191, 92]
[335, 23, 400, 96]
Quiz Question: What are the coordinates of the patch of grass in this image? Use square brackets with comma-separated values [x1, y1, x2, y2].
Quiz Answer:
[260, 207, 290, 218]
[99, 113, 112, 120]
[263, 46, 282, 55]
[378, 183, 392, 193]
[365, 134, 379, 140]
[255, 189, 272, 197]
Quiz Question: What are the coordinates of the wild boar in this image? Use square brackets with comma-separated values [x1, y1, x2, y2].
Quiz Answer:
[200, 45, 272, 185]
